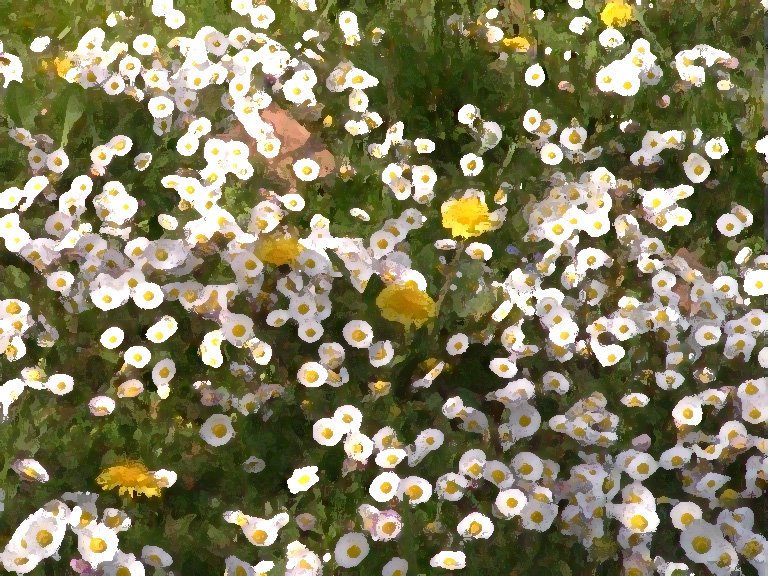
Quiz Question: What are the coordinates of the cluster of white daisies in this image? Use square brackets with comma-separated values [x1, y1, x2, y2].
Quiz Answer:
[1, 0, 767, 575]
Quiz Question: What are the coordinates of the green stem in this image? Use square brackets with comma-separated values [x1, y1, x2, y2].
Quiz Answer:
[428, 239, 466, 336]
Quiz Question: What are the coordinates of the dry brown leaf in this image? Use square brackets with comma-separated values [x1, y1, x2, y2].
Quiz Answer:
[219, 103, 336, 188]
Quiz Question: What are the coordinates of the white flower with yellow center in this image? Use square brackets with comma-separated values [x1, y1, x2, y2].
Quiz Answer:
[292, 158, 320, 182]
[683, 152, 711, 183]
[672, 395, 704, 428]
[525, 63, 546, 87]
[124, 345, 151, 369]
[670, 502, 703, 530]
[287, 466, 319, 494]
[342, 320, 373, 349]
[131, 282, 164, 310]
[369, 472, 400, 502]
[297, 362, 328, 388]
[46, 374, 75, 396]
[397, 476, 432, 505]
[540, 143, 563, 166]
[374, 448, 407, 469]
[313, 417, 344, 446]
[141, 546, 173, 569]
[430, 551, 466, 570]
[200, 414, 235, 447]
[495, 488, 527, 518]
[460, 153, 484, 177]
[680, 520, 729, 563]
[77, 522, 119, 567]
[457, 512, 494, 539]
[334, 532, 369, 568]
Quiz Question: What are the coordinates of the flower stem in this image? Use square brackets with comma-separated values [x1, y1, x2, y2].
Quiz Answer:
[428, 239, 466, 336]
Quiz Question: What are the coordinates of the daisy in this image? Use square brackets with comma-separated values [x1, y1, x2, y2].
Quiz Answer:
[334, 532, 369, 568]
[430, 551, 466, 570]
[525, 63, 546, 87]
[287, 465, 319, 494]
[460, 153, 484, 176]
[540, 143, 564, 165]
[293, 158, 320, 182]
[200, 414, 235, 447]
[457, 512, 494, 539]
[683, 153, 711, 183]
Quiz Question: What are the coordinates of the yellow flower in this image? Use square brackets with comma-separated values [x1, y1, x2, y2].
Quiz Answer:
[502, 36, 531, 52]
[376, 283, 437, 328]
[53, 57, 73, 79]
[600, 0, 634, 27]
[96, 461, 162, 498]
[441, 196, 492, 238]
[254, 235, 303, 266]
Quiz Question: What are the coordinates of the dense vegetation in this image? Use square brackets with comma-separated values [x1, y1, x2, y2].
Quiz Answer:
[0, 0, 766, 574]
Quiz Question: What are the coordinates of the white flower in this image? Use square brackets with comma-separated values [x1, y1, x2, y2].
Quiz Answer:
[704, 137, 728, 159]
[682, 152, 711, 183]
[100, 327, 124, 349]
[293, 158, 320, 182]
[342, 320, 373, 349]
[200, 414, 235, 446]
[89, 396, 116, 416]
[523, 108, 542, 132]
[446, 333, 469, 356]
[495, 488, 527, 517]
[694, 325, 721, 347]
[414, 138, 435, 153]
[133, 34, 157, 56]
[457, 104, 480, 125]
[568, 16, 592, 34]
[148, 96, 174, 119]
[525, 63, 546, 87]
[124, 345, 151, 368]
[680, 520, 730, 564]
[540, 143, 563, 165]
[176, 134, 199, 156]
[744, 269, 768, 296]
[599, 27, 625, 49]
[250, 4, 276, 28]
[382, 558, 408, 576]
[47, 374, 75, 396]
[77, 523, 119, 567]
[313, 418, 344, 446]
[30, 36, 51, 52]
[12, 458, 49, 482]
[164, 8, 186, 29]
[334, 532, 369, 568]
[460, 153, 483, 176]
[369, 472, 400, 502]
[672, 395, 704, 427]
[287, 465, 319, 494]
[132, 282, 164, 310]
[344, 431, 374, 462]
[141, 546, 173, 569]
[457, 512, 494, 539]
[297, 362, 328, 387]
[430, 551, 466, 570]
[716, 213, 743, 236]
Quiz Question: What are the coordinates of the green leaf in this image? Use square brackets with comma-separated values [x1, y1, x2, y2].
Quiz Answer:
[61, 91, 85, 148]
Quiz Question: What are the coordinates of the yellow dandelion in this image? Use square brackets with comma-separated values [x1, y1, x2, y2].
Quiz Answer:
[96, 460, 163, 498]
[53, 57, 73, 78]
[254, 235, 303, 266]
[600, 0, 634, 28]
[441, 196, 492, 239]
[502, 36, 531, 52]
[376, 282, 437, 328]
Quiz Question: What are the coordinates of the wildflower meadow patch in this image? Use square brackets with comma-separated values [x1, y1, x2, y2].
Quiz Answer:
[0, 0, 767, 575]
